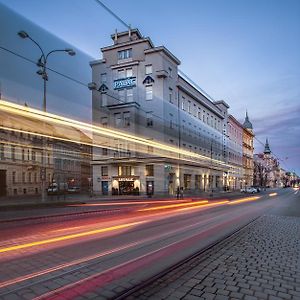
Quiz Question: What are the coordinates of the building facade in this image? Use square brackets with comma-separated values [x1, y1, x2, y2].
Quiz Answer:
[242, 112, 254, 188]
[90, 29, 232, 196]
[227, 115, 243, 190]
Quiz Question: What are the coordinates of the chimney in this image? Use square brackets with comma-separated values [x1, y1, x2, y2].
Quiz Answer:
[114, 29, 118, 44]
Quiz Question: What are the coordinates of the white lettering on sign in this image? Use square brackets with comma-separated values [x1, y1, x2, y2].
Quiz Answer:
[113, 77, 136, 90]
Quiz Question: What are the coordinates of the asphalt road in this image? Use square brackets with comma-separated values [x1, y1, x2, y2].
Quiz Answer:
[0, 188, 297, 300]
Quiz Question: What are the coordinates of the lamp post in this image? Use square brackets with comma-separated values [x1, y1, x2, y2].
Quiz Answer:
[18, 30, 75, 202]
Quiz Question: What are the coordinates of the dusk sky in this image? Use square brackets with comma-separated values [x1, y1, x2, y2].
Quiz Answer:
[0, 0, 299, 174]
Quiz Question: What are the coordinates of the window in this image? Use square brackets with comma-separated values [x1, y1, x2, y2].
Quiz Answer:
[118, 165, 132, 176]
[168, 67, 172, 78]
[124, 112, 131, 127]
[184, 174, 192, 190]
[101, 117, 108, 127]
[114, 113, 122, 127]
[32, 150, 36, 161]
[126, 88, 133, 102]
[0, 144, 4, 160]
[101, 166, 108, 176]
[34, 173, 37, 183]
[11, 145, 15, 160]
[12, 171, 16, 184]
[28, 172, 32, 183]
[22, 149, 25, 161]
[101, 73, 107, 83]
[126, 68, 133, 77]
[145, 85, 153, 100]
[188, 101, 191, 113]
[146, 112, 153, 127]
[118, 69, 125, 79]
[102, 94, 107, 106]
[169, 88, 173, 103]
[169, 113, 174, 129]
[118, 89, 125, 102]
[198, 107, 201, 119]
[182, 97, 185, 110]
[194, 104, 197, 116]
[145, 165, 154, 177]
[118, 49, 132, 60]
[22, 172, 25, 183]
[102, 148, 108, 155]
[145, 65, 152, 75]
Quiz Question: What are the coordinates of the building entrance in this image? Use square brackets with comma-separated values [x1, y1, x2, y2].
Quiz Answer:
[0, 170, 7, 197]
[119, 181, 135, 195]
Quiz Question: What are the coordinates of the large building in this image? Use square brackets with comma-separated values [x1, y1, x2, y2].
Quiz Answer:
[90, 29, 234, 196]
[242, 111, 254, 187]
[226, 115, 243, 190]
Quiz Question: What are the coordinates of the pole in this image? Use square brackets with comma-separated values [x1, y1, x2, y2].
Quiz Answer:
[41, 63, 47, 202]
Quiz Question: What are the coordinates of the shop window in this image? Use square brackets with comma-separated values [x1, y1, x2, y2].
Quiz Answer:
[145, 165, 154, 177]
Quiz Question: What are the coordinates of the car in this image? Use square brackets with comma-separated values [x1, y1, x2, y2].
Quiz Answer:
[245, 187, 258, 194]
[240, 188, 246, 193]
[251, 186, 261, 192]
[67, 187, 81, 193]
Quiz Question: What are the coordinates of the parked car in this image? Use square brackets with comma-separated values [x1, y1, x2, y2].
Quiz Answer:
[67, 186, 81, 193]
[245, 187, 258, 194]
[251, 186, 261, 192]
[240, 188, 246, 193]
[47, 182, 68, 195]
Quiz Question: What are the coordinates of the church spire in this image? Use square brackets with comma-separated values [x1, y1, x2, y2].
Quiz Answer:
[243, 110, 253, 130]
[264, 138, 271, 155]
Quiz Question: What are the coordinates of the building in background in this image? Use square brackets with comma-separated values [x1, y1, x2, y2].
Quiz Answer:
[242, 111, 254, 188]
[253, 139, 281, 188]
[90, 29, 231, 196]
[226, 115, 243, 190]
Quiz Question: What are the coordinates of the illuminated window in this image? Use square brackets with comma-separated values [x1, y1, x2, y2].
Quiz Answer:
[145, 65, 152, 75]
[145, 85, 153, 100]
[118, 165, 132, 176]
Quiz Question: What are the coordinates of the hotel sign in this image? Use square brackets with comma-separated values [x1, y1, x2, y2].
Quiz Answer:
[113, 77, 136, 90]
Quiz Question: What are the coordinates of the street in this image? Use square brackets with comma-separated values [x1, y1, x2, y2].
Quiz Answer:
[0, 188, 298, 299]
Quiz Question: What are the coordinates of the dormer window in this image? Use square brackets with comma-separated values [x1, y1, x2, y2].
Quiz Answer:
[118, 49, 132, 60]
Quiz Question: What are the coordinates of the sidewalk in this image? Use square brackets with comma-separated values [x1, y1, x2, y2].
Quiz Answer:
[0, 190, 247, 208]
[124, 214, 300, 300]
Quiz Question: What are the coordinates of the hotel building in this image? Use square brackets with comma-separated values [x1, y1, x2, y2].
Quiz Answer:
[90, 29, 234, 196]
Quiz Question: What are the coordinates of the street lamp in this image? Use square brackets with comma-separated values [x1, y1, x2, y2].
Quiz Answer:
[18, 30, 76, 202]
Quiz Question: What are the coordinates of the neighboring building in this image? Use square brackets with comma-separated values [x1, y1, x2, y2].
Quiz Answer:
[227, 115, 243, 190]
[0, 128, 54, 197]
[242, 111, 254, 188]
[90, 29, 231, 196]
[253, 139, 280, 188]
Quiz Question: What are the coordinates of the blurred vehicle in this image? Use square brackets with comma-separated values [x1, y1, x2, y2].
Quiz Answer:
[47, 182, 68, 195]
[251, 186, 261, 192]
[240, 187, 246, 193]
[67, 186, 81, 193]
[245, 187, 258, 194]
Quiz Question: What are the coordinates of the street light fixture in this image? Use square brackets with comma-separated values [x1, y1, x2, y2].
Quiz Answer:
[18, 30, 76, 202]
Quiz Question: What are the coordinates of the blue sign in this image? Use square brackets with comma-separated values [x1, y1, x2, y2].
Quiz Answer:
[113, 77, 136, 90]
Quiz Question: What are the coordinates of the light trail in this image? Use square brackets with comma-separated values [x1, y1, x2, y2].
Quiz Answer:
[268, 192, 277, 197]
[178, 200, 229, 211]
[0, 99, 238, 170]
[137, 200, 209, 212]
[0, 221, 144, 254]
[228, 196, 260, 205]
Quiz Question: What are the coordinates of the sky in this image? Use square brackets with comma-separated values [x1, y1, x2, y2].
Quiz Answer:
[0, 0, 299, 174]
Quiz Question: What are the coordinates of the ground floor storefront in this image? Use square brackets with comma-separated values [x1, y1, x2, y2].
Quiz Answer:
[92, 160, 240, 196]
